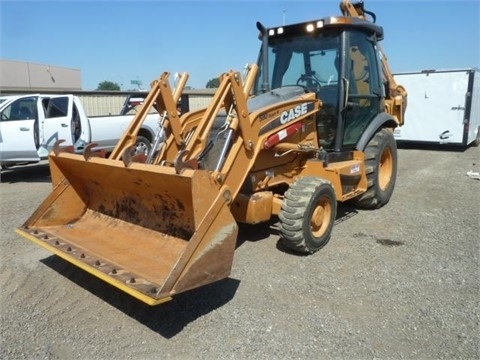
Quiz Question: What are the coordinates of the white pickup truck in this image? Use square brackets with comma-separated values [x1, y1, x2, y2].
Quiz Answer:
[0, 94, 160, 168]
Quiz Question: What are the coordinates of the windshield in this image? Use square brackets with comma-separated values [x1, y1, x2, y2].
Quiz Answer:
[255, 30, 342, 94]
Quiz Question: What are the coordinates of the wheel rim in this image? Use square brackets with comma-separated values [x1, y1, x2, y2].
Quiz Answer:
[135, 142, 148, 155]
[379, 147, 393, 190]
[310, 195, 332, 238]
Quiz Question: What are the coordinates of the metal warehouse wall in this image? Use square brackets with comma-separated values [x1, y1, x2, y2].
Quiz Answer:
[78, 94, 128, 116]
[188, 92, 217, 111]
[0, 90, 216, 117]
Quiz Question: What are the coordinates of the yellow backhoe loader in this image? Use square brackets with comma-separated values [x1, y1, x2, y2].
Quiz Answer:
[17, 0, 407, 305]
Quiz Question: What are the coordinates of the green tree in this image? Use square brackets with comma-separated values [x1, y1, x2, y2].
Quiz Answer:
[97, 80, 121, 91]
[206, 77, 220, 88]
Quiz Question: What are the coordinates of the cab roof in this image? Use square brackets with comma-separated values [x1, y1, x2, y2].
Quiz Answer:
[266, 15, 384, 41]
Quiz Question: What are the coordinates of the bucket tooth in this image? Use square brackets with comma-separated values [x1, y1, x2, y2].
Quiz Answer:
[83, 143, 106, 160]
[53, 140, 74, 155]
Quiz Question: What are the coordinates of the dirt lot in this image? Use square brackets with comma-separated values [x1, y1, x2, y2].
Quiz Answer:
[1, 145, 479, 360]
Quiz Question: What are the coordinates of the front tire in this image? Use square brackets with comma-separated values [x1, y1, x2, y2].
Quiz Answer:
[353, 128, 397, 209]
[279, 177, 337, 254]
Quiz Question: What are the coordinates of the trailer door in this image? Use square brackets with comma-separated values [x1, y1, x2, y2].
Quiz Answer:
[394, 70, 470, 145]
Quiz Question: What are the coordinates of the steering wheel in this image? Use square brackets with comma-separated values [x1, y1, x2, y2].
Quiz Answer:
[296, 74, 322, 91]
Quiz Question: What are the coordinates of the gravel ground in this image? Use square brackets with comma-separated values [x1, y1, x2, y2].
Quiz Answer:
[1, 145, 479, 360]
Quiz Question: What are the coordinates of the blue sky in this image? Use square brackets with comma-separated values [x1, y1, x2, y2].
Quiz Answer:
[1, 0, 479, 90]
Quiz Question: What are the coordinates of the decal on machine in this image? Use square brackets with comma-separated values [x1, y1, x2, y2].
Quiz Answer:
[350, 164, 360, 174]
[280, 103, 308, 124]
[260, 102, 315, 135]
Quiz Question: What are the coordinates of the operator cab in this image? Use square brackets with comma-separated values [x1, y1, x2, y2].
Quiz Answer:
[254, 16, 385, 151]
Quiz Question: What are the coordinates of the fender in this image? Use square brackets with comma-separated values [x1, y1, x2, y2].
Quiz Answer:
[356, 112, 398, 151]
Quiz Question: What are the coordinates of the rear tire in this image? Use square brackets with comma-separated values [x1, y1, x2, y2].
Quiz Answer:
[134, 135, 151, 156]
[353, 128, 397, 209]
[279, 177, 337, 254]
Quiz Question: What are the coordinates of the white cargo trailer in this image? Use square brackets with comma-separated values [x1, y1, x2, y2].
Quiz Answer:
[393, 68, 479, 146]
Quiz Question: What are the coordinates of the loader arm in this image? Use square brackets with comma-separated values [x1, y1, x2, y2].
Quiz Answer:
[109, 71, 189, 162]
[152, 64, 259, 166]
[178, 71, 252, 167]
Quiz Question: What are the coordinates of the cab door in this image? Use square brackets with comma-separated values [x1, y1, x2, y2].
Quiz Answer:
[41, 95, 74, 151]
[341, 31, 383, 149]
[0, 96, 39, 163]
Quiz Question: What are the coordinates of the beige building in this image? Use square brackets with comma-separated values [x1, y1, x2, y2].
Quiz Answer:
[0, 59, 82, 91]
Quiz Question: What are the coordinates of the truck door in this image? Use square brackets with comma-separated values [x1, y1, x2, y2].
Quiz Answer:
[41, 95, 74, 151]
[0, 96, 40, 163]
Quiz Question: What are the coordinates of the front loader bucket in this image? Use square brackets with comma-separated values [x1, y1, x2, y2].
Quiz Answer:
[16, 152, 238, 305]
